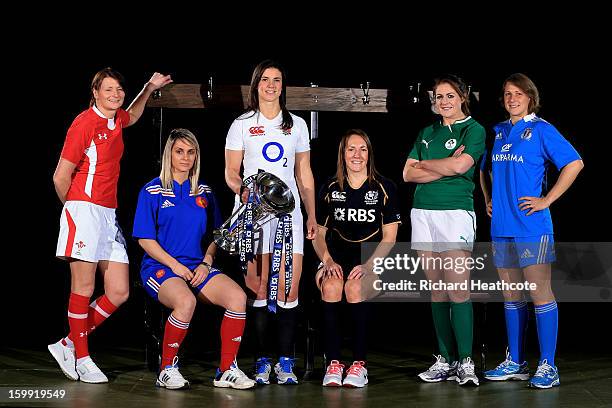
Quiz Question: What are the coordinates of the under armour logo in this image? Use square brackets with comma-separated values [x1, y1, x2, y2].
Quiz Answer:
[98, 133, 108, 140]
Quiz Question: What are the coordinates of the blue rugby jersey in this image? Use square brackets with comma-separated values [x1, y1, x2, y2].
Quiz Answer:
[133, 177, 223, 270]
[490, 113, 581, 237]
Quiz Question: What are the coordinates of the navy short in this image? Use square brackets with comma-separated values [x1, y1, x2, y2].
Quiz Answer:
[141, 262, 222, 301]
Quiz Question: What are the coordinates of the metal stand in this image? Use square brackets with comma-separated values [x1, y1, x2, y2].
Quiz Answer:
[302, 316, 317, 380]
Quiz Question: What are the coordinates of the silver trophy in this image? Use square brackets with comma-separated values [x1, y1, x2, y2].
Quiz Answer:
[214, 172, 295, 254]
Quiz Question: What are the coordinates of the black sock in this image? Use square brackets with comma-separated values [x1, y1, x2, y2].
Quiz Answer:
[247, 304, 269, 357]
[350, 302, 369, 363]
[322, 301, 342, 362]
[277, 304, 298, 358]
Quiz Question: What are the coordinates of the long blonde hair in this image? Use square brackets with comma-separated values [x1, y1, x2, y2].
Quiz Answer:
[160, 128, 201, 195]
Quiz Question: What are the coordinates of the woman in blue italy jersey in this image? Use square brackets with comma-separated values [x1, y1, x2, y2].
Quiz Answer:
[480, 73, 583, 389]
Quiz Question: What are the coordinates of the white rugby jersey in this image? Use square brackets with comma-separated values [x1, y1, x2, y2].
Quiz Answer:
[225, 110, 310, 195]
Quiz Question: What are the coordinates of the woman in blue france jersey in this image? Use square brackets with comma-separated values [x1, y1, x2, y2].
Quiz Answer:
[133, 129, 255, 390]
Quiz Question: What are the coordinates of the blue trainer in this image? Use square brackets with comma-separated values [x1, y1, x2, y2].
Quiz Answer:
[528, 360, 560, 389]
[484, 350, 529, 381]
[254, 357, 272, 385]
[274, 357, 298, 385]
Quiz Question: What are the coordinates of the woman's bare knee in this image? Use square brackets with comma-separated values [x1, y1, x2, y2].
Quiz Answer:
[344, 280, 363, 303]
[321, 278, 343, 302]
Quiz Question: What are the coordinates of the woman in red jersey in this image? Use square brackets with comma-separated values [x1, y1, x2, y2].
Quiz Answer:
[49, 67, 172, 383]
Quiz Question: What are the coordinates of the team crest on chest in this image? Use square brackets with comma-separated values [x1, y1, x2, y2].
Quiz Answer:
[520, 128, 533, 141]
[196, 196, 208, 208]
[364, 190, 379, 205]
[445, 139, 457, 150]
[281, 126, 292, 136]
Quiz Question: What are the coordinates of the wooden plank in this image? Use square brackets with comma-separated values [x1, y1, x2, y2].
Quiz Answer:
[146, 84, 208, 109]
[147, 84, 389, 112]
[287, 87, 388, 112]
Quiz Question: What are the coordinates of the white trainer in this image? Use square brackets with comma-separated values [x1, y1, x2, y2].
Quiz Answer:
[323, 360, 345, 387]
[76, 357, 108, 384]
[48, 340, 78, 381]
[214, 362, 256, 389]
[418, 355, 455, 382]
[156, 357, 189, 390]
[343, 361, 368, 388]
[456, 357, 479, 386]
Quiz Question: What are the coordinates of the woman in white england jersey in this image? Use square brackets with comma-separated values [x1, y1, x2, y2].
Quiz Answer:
[225, 60, 317, 385]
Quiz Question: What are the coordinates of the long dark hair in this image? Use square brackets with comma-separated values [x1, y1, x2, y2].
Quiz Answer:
[335, 129, 379, 191]
[433, 74, 471, 115]
[501, 73, 541, 114]
[246, 59, 293, 130]
[90, 67, 125, 107]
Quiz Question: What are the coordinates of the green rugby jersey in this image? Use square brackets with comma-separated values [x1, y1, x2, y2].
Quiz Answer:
[408, 116, 485, 210]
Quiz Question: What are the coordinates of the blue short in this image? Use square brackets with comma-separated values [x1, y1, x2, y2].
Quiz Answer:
[492, 235, 556, 268]
[141, 262, 222, 301]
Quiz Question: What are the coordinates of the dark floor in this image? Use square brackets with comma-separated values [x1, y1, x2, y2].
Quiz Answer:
[1, 346, 611, 408]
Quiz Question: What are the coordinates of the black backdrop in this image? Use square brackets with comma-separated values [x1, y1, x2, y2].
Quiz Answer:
[6, 39, 610, 360]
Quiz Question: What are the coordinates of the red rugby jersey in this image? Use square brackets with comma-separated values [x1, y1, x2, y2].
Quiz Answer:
[61, 106, 130, 208]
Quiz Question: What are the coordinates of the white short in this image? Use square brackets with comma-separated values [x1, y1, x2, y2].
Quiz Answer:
[56, 201, 129, 263]
[410, 208, 476, 252]
[231, 197, 304, 254]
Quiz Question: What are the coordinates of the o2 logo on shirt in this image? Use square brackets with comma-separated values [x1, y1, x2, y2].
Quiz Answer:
[262, 142, 288, 167]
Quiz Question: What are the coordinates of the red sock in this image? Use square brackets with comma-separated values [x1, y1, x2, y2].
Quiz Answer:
[220, 310, 246, 371]
[68, 293, 90, 359]
[65, 295, 118, 344]
[161, 314, 190, 370]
